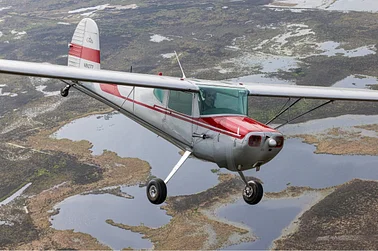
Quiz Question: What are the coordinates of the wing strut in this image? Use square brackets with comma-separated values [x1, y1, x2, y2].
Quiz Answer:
[274, 100, 334, 129]
[266, 98, 301, 125]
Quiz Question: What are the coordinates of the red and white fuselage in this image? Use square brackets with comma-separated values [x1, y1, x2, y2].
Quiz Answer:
[68, 18, 284, 172]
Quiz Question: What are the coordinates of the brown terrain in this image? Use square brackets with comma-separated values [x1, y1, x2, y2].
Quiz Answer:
[273, 179, 378, 250]
[105, 174, 333, 250]
[296, 126, 378, 156]
[3, 119, 378, 249]
[269, 125, 378, 250]
[1, 0, 378, 249]
[0, 108, 152, 249]
[101, 175, 254, 250]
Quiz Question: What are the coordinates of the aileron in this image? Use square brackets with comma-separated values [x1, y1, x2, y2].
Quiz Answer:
[245, 83, 378, 102]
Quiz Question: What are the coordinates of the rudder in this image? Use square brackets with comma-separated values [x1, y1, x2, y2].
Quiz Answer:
[68, 18, 100, 70]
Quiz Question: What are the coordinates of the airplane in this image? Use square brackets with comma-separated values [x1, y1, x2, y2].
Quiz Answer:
[1, 18, 378, 205]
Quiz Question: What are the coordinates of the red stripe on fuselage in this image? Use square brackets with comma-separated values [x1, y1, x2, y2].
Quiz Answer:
[199, 116, 276, 137]
[69, 43, 100, 63]
[99, 83, 276, 138]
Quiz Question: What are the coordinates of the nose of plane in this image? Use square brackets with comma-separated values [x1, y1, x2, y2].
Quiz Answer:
[234, 130, 284, 171]
[204, 115, 284, 172]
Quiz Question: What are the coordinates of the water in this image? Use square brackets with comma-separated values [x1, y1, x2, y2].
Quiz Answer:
[249, 138, 378, 192]
[226, 52, 299, 86]
[150, 34, 172, 43]
[0, 220, 13, 226]
[51, 113, 378, 249]
[220, 195, 315, 250]
[231, 74, 295, 85]
[328, 0, 378, 13]
[280, 114, 378, 136]
[53, 113, 219, 196]
[317, 41, 376, 57]
[232, 54, 300, 73]
[51, 186, 170, 250]
[332, 75, 378, 89]
[266, 0, 378, 13]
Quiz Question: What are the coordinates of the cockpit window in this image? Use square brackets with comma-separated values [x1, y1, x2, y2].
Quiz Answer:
[198, 86, 248, 116]
[153, 89, 164, 103]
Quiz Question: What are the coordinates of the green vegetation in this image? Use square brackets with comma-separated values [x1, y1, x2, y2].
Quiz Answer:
[0, 144, 102, 201]
[0, 205, 38, 248]
[0, 182, 28, 203]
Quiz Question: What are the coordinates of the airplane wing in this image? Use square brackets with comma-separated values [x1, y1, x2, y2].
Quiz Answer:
[2, 59, 378, 101]
[0, 59, 199, 92]
[244, 82, 378, 101]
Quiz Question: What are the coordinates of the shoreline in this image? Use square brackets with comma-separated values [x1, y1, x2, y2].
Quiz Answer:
[3, 111, 378, 249]
[270, 188, 336, 249]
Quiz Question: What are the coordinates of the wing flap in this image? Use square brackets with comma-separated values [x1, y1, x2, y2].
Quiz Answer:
[245, 83, 378, 102]
[0, 59, 198, 92]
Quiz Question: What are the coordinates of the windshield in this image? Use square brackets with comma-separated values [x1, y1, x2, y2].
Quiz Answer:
[198, 86, 248, 116]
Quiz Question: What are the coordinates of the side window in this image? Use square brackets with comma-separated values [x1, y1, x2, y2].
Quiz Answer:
[153, 89, 164, 103]
[168, 91, 192, 115]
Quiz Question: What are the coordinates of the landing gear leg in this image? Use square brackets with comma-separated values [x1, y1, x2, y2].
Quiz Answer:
[146, 150, 191, 205]
[60, 85, 70, 97]
[238, 171, 264, 205]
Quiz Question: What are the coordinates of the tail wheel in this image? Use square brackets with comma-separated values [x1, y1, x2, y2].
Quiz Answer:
[60, 86, 69, 97]
[146, 178, 167, 205]
[243, 180, 263, 205]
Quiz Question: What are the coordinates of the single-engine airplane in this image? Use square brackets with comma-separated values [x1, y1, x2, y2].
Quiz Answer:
[1, 18, 378, 205]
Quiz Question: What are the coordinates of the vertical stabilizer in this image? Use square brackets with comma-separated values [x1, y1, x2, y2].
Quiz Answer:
[68, 18, 100, 70]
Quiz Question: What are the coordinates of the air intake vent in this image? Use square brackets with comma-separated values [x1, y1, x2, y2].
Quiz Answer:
[248, 135, 261, 147]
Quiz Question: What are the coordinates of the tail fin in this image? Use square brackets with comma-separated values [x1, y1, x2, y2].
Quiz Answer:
[68, 18, 100, 70]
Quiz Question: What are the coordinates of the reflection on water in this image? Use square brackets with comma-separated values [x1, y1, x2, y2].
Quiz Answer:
[52, 113, 378, 249]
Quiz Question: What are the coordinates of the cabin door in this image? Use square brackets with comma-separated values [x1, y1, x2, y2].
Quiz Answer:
[163, 90, 194, 146]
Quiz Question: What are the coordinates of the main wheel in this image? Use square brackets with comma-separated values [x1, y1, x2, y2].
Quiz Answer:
[243, 180, 263, 205]
[146, 178, 167, 205]
[60, 87, 69, 97]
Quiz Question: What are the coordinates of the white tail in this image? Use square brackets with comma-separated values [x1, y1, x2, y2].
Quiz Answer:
[68, 18, 100, 70]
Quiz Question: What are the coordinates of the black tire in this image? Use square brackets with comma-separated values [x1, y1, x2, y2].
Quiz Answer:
[146, 178, 167, 205]
[243, 180, 263, 205]
[60, 87, 69, 97]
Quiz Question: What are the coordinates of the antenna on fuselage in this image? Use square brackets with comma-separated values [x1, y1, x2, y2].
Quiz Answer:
[174, 51, 186, 80]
